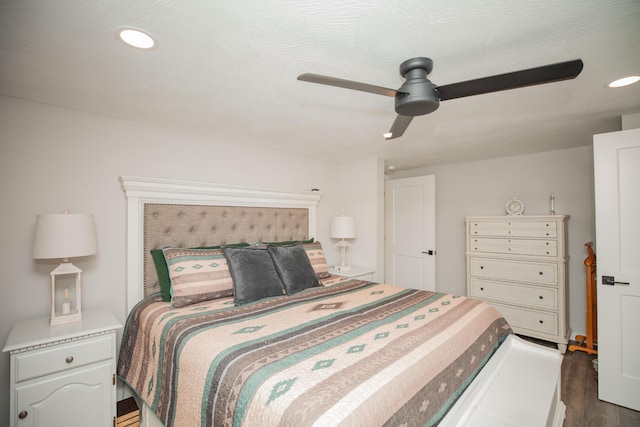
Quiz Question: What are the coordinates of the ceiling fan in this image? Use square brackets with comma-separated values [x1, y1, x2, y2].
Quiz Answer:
[298, 57, 583, 140]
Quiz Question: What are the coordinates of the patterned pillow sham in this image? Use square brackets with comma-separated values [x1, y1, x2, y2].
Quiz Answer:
[151, 242, 249, 302]
[303, 241, 330, 279]
[163, 247, 236, 308]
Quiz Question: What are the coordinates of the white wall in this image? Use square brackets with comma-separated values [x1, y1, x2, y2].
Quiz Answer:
[390, 146, 596, 342]
[0, 96, 343, 425]
[335, 157, 385, 281]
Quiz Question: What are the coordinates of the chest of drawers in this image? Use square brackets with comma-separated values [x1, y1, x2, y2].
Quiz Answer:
[466, 215, 569, 353]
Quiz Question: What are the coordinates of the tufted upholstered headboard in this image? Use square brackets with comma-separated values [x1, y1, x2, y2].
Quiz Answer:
[121, 176, 322, 313]
[142, 204, 309, 297]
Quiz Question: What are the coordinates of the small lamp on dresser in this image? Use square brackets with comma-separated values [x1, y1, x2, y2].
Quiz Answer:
[32, 211, 98, 326]
[330, 215, 356, 272]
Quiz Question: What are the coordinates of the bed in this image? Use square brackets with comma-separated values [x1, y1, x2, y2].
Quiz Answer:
[117, 176, 566, 427]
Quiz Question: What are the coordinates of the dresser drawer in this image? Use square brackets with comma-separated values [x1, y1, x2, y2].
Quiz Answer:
[15, 334, 115, 383]
[469, 220, 557, 238]
[469, 237, 557, 257]
[469, 258, 557, 285]
[491, 303, 558, 335]
[470, 278, 557, 310]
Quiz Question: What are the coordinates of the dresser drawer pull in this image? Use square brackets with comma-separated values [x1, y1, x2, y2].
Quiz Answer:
[539, 295, 544, 299]
[66, 356, 74, 364]
[480, 266, 484, 269]
[19, 411, 28, 419]
[539, 320, 544, 324]
[539, 271, 544, 275]
[480, 287, 484, 291]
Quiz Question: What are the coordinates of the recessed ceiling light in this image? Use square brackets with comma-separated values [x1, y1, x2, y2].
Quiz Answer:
[608, 75, 640, 88]
[116, 27, 157, 50]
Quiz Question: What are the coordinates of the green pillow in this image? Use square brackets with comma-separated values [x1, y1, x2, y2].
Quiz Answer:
[151, 242, 250, 302]
[264, 238, 314, 246]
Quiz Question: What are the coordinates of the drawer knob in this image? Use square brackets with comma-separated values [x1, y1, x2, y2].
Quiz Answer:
[539, 295, 544, 299]
[539, 320, 544, 324]
[480, 266, 484, 269]
[66, 356, 74, 364]
[539, 271, 544, 275]
[19, 411, 28, 419]
[480, 287, 484, 291]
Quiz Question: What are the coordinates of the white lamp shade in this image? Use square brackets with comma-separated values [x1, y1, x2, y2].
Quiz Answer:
[33, 213, 98, 259]
[331, 216, 356, 239]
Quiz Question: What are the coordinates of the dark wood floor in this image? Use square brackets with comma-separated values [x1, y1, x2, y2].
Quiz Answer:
[561, 350, 640, 427]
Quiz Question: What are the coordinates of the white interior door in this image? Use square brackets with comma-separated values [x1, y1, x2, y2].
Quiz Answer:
[593, 128, 640, 411]
[384, 175, 436, 291]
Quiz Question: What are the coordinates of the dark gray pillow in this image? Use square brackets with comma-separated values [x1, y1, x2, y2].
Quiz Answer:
[267, 243, 321, 294]
[222, 246, 285, 306]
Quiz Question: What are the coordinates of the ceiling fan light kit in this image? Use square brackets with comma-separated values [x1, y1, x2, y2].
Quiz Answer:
[298, 57, 583, 140]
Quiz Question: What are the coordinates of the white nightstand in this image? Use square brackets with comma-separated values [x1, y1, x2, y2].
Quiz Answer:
[3, 308, 122, 427]
[329, 265, 375, 281]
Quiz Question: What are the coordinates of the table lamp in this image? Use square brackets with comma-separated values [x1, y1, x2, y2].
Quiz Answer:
[331, 216, 356, 272]
[32, 211, 97, 326]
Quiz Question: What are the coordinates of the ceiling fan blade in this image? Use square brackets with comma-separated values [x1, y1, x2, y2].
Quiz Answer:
[435, 59, 583, 101]
[297, 73, 399, 97]
[384, 115, 414, 140]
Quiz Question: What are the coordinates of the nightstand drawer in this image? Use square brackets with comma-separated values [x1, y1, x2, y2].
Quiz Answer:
[469, 258, 557, 285]
[15, 334, 115, 383]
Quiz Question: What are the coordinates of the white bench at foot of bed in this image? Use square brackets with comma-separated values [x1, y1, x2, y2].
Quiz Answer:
[441, 334, 566, 427]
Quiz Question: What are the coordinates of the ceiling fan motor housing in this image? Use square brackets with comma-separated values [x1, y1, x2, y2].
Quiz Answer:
[395, 57, 440, 116]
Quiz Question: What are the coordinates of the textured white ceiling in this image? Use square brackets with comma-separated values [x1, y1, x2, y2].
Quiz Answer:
[1, 0, 639, 170]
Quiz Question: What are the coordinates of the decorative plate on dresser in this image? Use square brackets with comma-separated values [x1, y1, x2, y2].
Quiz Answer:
[465, 215, 570, 353]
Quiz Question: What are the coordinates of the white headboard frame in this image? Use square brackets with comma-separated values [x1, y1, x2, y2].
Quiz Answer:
[120, 176, 322, 313]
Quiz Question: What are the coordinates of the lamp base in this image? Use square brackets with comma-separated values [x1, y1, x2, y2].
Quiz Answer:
[334, 240, 352, 272]
[49, 262, 83, 327]
[50, 311, 82, 327]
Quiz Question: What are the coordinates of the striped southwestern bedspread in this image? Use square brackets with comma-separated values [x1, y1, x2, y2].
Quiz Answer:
[118, 276, 512, 426]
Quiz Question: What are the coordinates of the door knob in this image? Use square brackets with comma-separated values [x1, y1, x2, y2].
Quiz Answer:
[421, 250, 436, 255]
